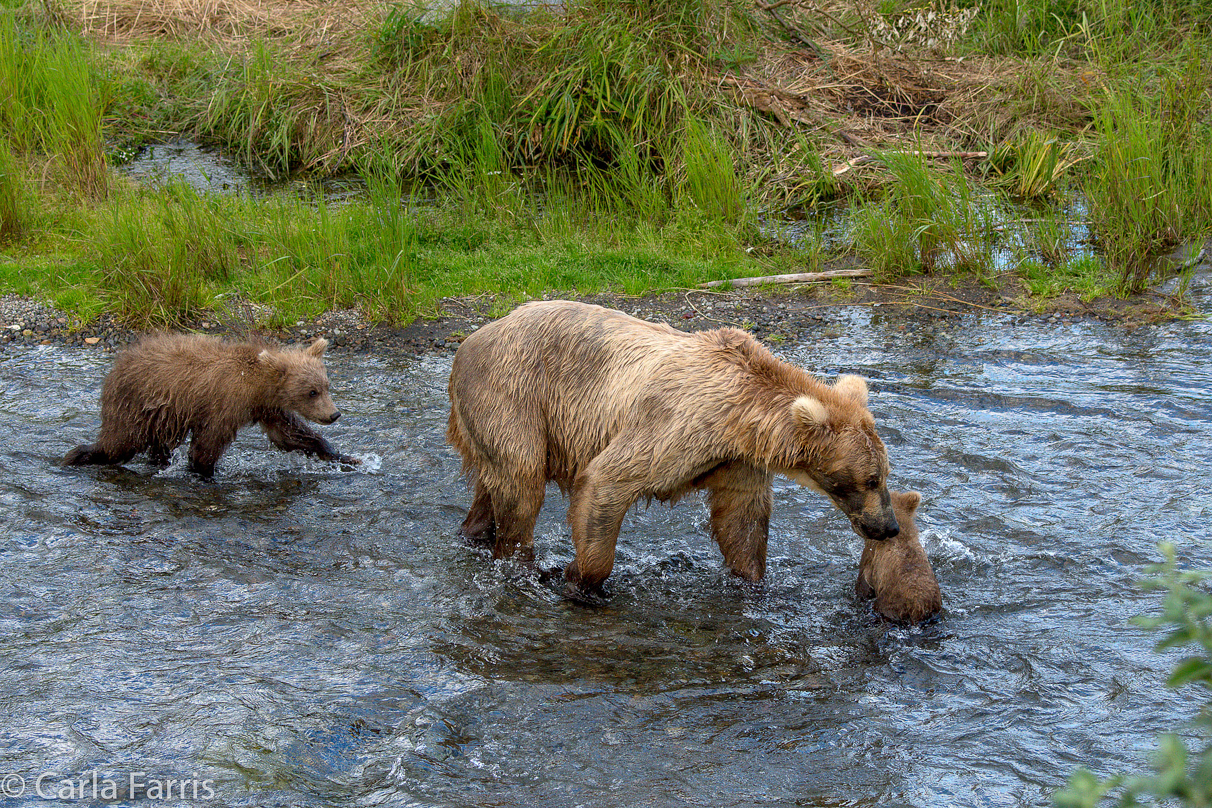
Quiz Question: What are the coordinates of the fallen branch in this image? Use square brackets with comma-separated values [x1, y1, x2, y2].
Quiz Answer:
[832, 149, 989, 177]
[699, 268, 872, 289]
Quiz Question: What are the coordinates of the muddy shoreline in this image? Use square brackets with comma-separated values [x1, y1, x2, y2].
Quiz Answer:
[2, 264, 1205, 357]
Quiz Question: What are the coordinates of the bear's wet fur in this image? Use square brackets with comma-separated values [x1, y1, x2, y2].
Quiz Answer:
[64, 333, 355, 478]
[856, 490, 942, 624]
[447, 300, 901, 596]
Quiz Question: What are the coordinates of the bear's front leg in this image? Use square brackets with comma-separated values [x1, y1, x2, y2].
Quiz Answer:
[261, 410, 359, 465]
[855, 570, 875, 600]
[700, 461, 773, 582]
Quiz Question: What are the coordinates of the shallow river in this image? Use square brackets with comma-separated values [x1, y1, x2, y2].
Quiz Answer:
[2, 276, 1211, 807]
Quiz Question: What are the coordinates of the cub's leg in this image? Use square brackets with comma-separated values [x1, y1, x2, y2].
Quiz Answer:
[699, 461, 773, 582]
[187, 426, 237, 478]
[261, 410, 358, 465]
[63, 441, 140, 467]
[63, 422, 145, 467]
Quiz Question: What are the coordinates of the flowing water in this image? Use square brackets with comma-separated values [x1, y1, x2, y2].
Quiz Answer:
[2, 273, 1212, 807]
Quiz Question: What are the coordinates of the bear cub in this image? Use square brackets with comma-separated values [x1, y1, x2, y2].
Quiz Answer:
[64, 333, 356, 478]
[855, 490, 943, 624]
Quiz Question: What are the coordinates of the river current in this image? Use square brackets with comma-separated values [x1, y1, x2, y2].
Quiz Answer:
[2, 274, 1211, 807]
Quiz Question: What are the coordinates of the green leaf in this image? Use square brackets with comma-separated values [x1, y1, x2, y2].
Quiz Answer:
[1168, 658, 1212, 689]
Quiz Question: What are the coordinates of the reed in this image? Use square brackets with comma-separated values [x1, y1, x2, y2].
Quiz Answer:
[987, 131, 1083, 201]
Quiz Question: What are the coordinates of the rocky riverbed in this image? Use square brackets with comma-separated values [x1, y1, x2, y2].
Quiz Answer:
[0, 265, 1201, 358]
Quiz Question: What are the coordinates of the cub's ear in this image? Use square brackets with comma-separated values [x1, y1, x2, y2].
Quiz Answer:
[834, 374, 869, 408]
[257, 349, 285, 372]
[894, 490, 922, 514]
[306, 338, 328, 358]
[790, 395, 829, 427]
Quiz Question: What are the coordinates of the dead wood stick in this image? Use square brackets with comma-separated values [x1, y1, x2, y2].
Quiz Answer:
[699, 269, 872, 289]
[832, 150, 989, 177]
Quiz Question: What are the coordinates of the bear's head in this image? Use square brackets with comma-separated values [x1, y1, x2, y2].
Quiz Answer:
[258, 338, 341, 424]
[779, 374, 900, 542]
[857, 490, 942, 624]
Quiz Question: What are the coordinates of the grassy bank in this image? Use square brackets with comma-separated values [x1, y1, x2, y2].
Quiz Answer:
[0, 0, 1210, 326]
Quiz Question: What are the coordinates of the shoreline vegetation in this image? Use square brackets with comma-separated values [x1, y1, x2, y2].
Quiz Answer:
[0, 0, 1210, 329]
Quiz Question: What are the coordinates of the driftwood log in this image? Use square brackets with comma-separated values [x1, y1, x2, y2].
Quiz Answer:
[699, 268, 872, 289]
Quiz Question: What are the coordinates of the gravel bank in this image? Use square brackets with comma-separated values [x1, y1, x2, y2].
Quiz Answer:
[1, 265, 1200, 359]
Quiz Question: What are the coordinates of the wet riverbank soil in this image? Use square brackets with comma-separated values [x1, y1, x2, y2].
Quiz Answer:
[2, 255, 1207, 357]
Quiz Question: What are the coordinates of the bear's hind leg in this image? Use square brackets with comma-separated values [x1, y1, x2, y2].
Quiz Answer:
[187, 427, 236, 478]
[485, 472, 545, 562]
[63, 431, 143, 467]
[63, 443, 137, 466]
[458, 477, 496, 546]
[565, 444, 646, 594]
[701, 461, 773, 583]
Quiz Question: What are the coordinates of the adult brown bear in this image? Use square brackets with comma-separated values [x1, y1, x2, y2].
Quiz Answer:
[447, 300, 900, 595]
[64, 334, 356, 478]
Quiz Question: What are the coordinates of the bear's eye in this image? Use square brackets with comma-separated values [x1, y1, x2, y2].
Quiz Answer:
[309, 389, 319, 398]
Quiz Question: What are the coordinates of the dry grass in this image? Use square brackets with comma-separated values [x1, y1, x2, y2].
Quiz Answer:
[68, 0, 1103, 186]
[730, 40, 1096, 150]
[75, 0, 363, 43]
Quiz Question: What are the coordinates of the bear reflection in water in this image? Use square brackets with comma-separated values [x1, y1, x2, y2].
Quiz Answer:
[63, 334, 358, 478]
[856, 490, 942, 624]
[447, 300, 905, 601]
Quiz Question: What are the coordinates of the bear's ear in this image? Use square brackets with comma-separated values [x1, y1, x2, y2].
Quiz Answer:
[790, 395, 829, 428]
[257, 349, 285, 372]
[833, 374, 869, 408]
[895, 490, 921, 514]
[306, 338, 328, 358]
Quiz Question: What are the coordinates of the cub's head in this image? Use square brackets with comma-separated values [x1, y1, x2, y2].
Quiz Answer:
[259, 338, 341, 424]
[780, 374, 899, 542]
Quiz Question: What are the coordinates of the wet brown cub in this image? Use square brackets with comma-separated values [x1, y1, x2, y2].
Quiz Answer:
[856, 490, 942, 624]
[64, 334, 356, 478]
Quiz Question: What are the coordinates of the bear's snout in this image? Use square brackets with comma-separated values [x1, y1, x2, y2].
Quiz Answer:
[857, 513, 900, 542]
[320, 410, 340, 425]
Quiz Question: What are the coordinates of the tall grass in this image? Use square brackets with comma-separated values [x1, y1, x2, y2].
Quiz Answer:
[94, 182, 242, 325]
[987, 131, 1083, 201]
[201, 41, 338, 178]
[0, 140, 23, 242]
[851, 152, 996, 279]
[971, 0, 1212, 58]
[1084, 51, 1212, 292]
[71, 169, 752, 327]
[680, 118, 745, 223]
[0, 15, 108, 198]
[195, 0, 747, 217]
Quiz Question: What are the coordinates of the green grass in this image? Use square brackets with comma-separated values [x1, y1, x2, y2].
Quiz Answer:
[1, 0, 1211, 323]
[0, 172, 759, 327]
[0, 140, 23, 241]
[0, 14, 108, 197]
[1084, 48, 1212, 292]
[849, 151, 997, 279]
[1018, 253, 1111, 299]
